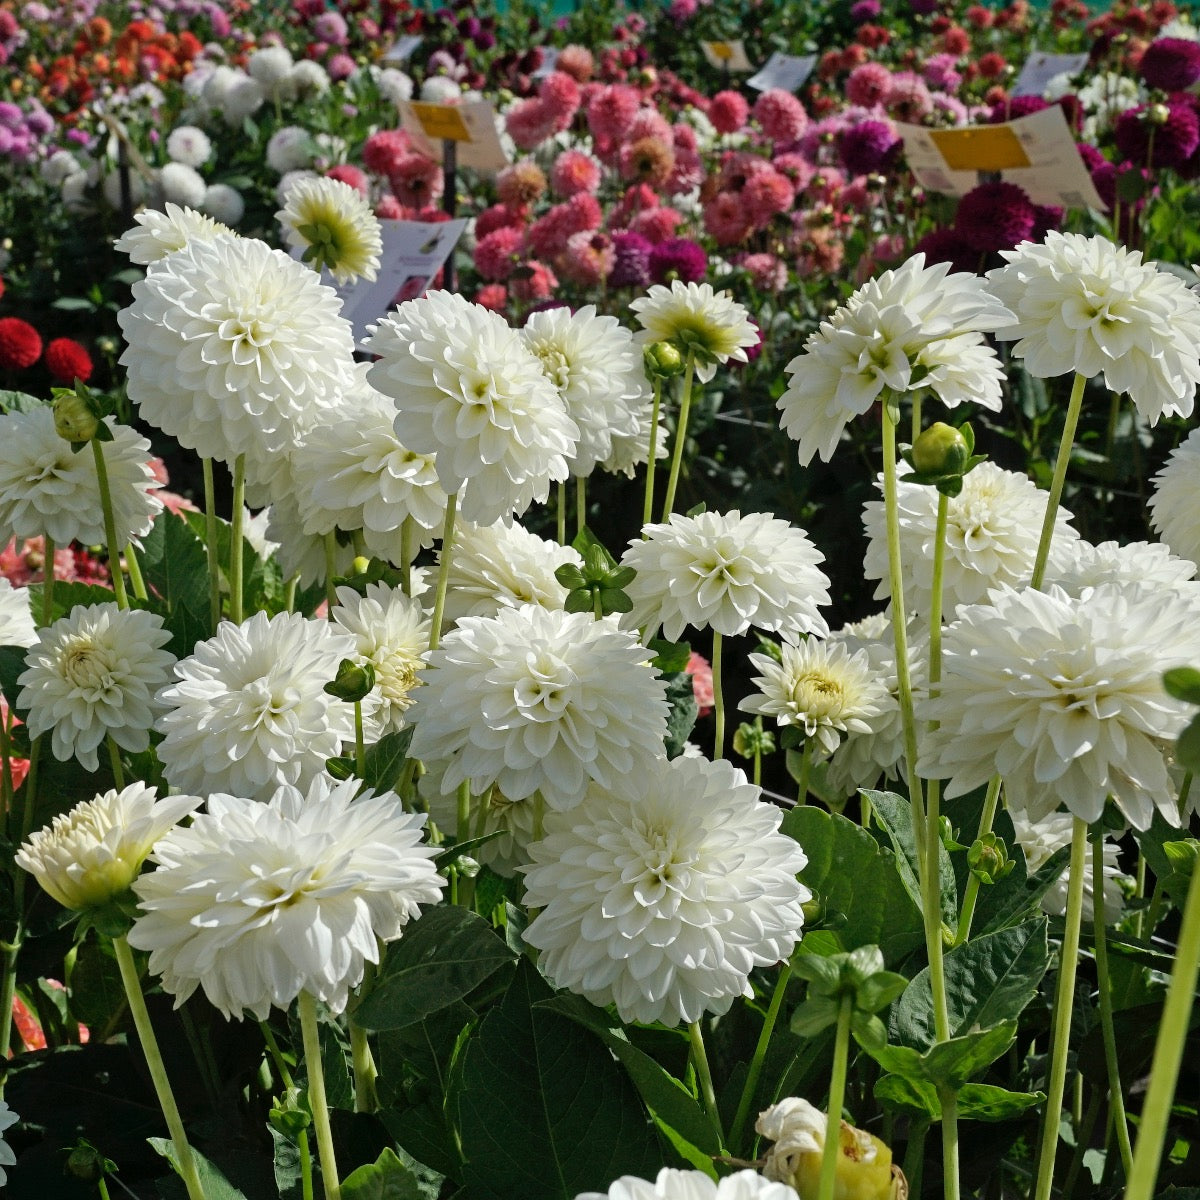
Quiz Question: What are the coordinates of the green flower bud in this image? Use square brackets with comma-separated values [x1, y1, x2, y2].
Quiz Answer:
[52, 388, 101, 444]
[323, 658, 376, 703]
[351, 555, 372, 577]
[911, 421, 969, 476]
[733, 721, 776, 759]
[1148, 102, 1171, 125]
[65, 1140, 116, 1183]
[968, 833, 1014, 885]
[643, 340, 684, 379]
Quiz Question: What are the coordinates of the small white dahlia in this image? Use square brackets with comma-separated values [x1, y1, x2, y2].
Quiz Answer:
[740, 637, 890, 757]
[862, 462, 1080, 617]
[520, 305, 645, 476]
[987, 232, 1200, 423]
[364, 291, 579, 525]
[0, 578, 37, 648]
[17, 604, 175, 772]
[630, 280, 758, 383]
[165, 125, 213, 168]
[113, 203, 231, 265]
[277, 174, 383, 285]
[521, 755, 810, 1027]
[577, 1169, 798, 1200]
[1149, 427, 1200, 572]
[155, 611, 358, 802]
[129, 775, 444, 1020]
[0, 409, 163, 549]
[265, 494, 357, 589]
[159, 162, 208, 210]
[620, 510, 830, 641]
[16, 783, 201, 912]
[1047, 538, 1200, 596]
[439, 518, 581, 628]
[407, 606, 669, 812]
[917, 582, 1200, 828]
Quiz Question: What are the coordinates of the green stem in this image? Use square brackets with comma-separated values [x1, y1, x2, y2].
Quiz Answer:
[106, 736, 126, 790]
[112, 935, 205, 1200]
[817, 994, 854, 1200]
[794, 737, 814, 806]
[902, 1122, 928, 1200]
[1030, 372, 1087, 591]
[730, 962, 792, 1152]
[1032, 817, 1089, 1200]
[427, 491, 459, 654]
[576, 475, 587, 538]
[1123, 854, 1200, 1200]
[229, 455, 246, 625]
[349, 1020, 379, 1114]
[298, 991, 342, 1200]
[1092, 827, 1133, 1179]
[939, 1086, 961, 1200]
[953, 776, 1003, 947]
[284, 573, 299, 614]
[202, 459, 222, 628]
[556, 479, 567, 546]
[455, 779, 474, 909]
[92, 438, 129, 611]
[259, 1023, 314, 1200]
[41, 534, 54, 626]
[910, 392, 923, 445]
[687, 1019, 725, 1148]
[354, 702, 365, 777]
[399, 520, 414, 597]
[660, 351, 696, 522]
[125, 542, 148, 602]
[323, 533, 340, 614]
[1063, 1084, 1102, 1200]
[643, 378, 662, 529]
[712, 632, 725, 761]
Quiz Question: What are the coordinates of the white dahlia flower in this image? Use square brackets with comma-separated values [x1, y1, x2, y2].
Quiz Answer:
[740, 638, 890, 757]
[277, 175, 382, 286]
[862, 462, 1080, 617]
[155, 611, 358, 802]
[16, 783, 201, 912]
[165, 125, 213, 168]
[521, 755, 810, 1027]
[520, 305, 645, 476]
[917, 583, 1200, 828]
[408, 606, 668, 812]
[331, 583, 430, 735]
[600, 400, 669, 479]
[17, 604, 175, 772]
[0, 578, 37, 648]
[1150, 427, 1200, 572]
[247, 44, 295, 94]
[1047, 538, 1200, 596]
[439, 519, 580, 628]
[266, 126, 316, 175]
[0, 409, 163, 549]
[158, 161, 208, 210]
[630, 281, 758, 383]
[620, 510, 830, 641]
[987, 232, 1200, 423]
[578, 1169, 798, 1200]
[365, 291, 579, 525]
[201, 183, 245, 226]
[777, 255, 1013, 466]
[118, 233, 358, 482]
[266, 493, 358, 588]
[113, 203, 231, 265]
[129, 775, 444, 1020]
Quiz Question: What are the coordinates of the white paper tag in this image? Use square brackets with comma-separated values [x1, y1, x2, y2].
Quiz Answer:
[383, 34, 422, 64]
[398, 99, 510, 172]
[748, 51, 817, 93]
[532, 47, 560, 79]
[1011, 51, 1089, 98]
[700, 40, 754, 72]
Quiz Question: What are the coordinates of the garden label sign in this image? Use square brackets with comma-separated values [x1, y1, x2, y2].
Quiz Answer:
[383, 34, 422, 63]
[748, 51, 818, 93]
[1011, 50, 1089, 98]
[399, 99, 510, 172]
[700, 39, 753, 72]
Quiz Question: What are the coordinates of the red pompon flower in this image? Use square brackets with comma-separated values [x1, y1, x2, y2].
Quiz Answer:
[44, 337, 94, 384]
[0, 318, 42, 370]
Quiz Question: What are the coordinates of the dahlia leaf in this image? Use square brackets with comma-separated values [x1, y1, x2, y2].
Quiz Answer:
[148, 1138, 248, 1199]
[875, 1075, 1044, 1122]
[340, 1147, 429, 1200]
[140, 509, 210, 622]
[360, 728, 415, 795]
[973, 843, 1070, 938]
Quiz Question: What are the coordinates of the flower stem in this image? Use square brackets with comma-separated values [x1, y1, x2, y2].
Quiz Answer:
[556, 479, 567, 546]
[660, 351, 696, 522]
[576, 476, 587, 538]
[427, 491, 459, 654]
[106, 735, 126, 789]
[323, 534, 339, 614]
[399, 520, 414, 597]
[817, 993, 854, 1200]
[259, 1021, 314, 1200]
[124, 542, 148, 602]
[202, 458, 222, 628]
[91, 438, 130, 611]
[354, 702, 365, 777]
[687, 1019, 725, 1148]
[41, 534, 55, 626]
[1031, 372, 1087, 591]
[712, 632, 725, 760]
[939, 1086, 961, 1200]
[643, 379, 662, 529]
[455, 778, 475, 909]
[1032, 817, 1089, 1200]
[794, 737, 814, 806]
[112, 935, 205, 1200]
[298, 990, 342, 1200]
[730, 962, 792, 1152]
[1123, 854, 1200, 1200]
[229, 455, 246, 625]
[350, 1016, 379, 1114]
[752, 717, 763, 787]
[1092, 826, 1134, 1179]
[953, 775, 1002, 947]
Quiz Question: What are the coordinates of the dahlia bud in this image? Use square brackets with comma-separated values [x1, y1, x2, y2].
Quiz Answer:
[66, 1140, 116, 1183]
[967, 832, 1015, 885]
[324, 658, 376, 703]
[643, 340, 684, 380]
[733, 720, 776, 760]
[911, 421, 969, 475]
[52, 384, 112, 446]
[1147, 102, 1171, 125]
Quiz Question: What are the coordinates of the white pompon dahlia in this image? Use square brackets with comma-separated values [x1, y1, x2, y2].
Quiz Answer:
[16, 783, 201, 912]
[0, 578, 37, 648]
[522, 755, 810, 1028]
[777, 255, 1013, 466]
[155, 611, 357, 802]
[17, 604, 175, 772]
[521, 305, 645, 476]
[407, 606, 668, 812]
[276, 175, 383, 285]
[129, 775, 444, 1020]
[620, 510, 830, 642]
[918, 582, 1200, 829]
[113, 202, 231, 264]
[0, 409, 163, 549]
[739, 638, 890, 757]
[118, 233, 358, 477]
[862, 463, 1080, 617]
[364, 291, 579, 525]
[987, 232, 1200, 422]
[577, 1169, 798, 1200]
[1150, 427, 1200, 572]
[439, 518, 581, 628]
[630, 281, 758, 383]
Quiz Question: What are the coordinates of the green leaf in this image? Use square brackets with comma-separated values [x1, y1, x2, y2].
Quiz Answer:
[29, 580, 146, 626]
[361, 728, 415, 794]
[341, 1147, 430, 1200]
[0, 389, 46, 413]
[649, 638, 691, 675]
[52, 296, 98, 311]
[869, 1022, 1017, 1089]
[0, 644, 29, 713]
[781, 807, 924, 963]
[354, 905, 516, 1031]
[148, 1139, 249, 1199]
[1177, 716, 1200, 773]
[889, 920, 1049, 1052]
[973, 844, 1070, 937]
[454, 960, 660, 1199]
[865, 790, 957, 936]
[875, 1075, 1043, 1122]
[1163, 666, 1200, 705]
[662, 671, 699, 760]
[67, 937, 125, 1029]
[270, 1128, 304, 1200]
